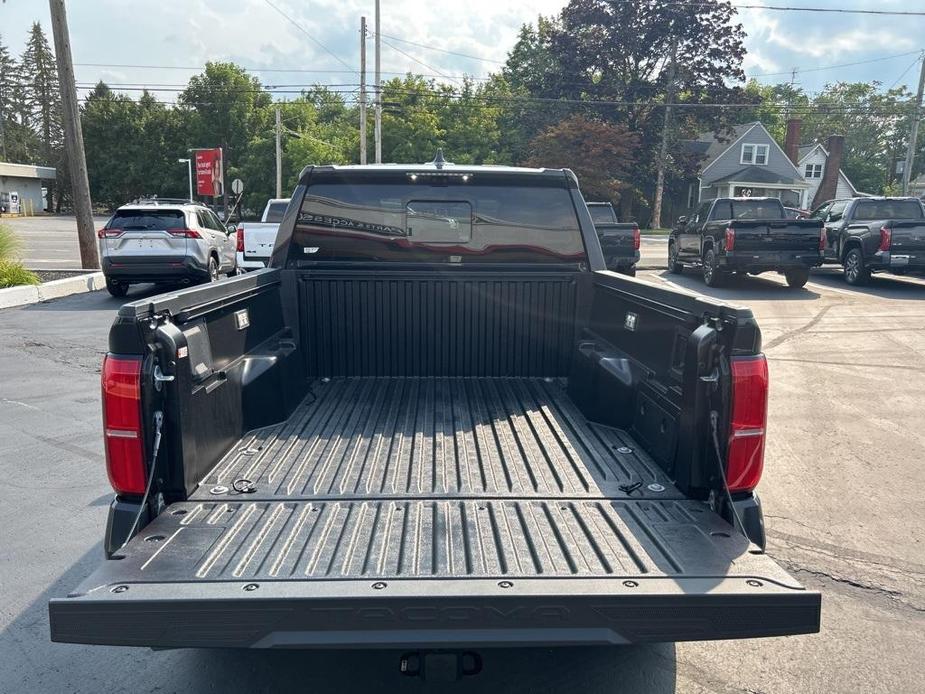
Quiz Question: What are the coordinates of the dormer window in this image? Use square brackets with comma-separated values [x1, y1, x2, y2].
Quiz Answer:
[804, 163, 823, 179]
[741, 143, 769, 165]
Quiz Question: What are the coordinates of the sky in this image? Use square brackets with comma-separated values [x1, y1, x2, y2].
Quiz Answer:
[1, 0, 924, 102]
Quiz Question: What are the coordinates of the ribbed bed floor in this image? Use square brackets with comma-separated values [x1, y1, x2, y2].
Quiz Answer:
[194, 377, 680, 502]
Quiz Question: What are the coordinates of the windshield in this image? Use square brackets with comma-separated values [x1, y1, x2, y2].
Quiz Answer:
[587, 204, 617, 225]
[264, 201, 289, 223]
[291, 173, 586, 264]
[711, 200, 785, 220]
[107, 210, 185, 230]
[853, 200, 924, 220]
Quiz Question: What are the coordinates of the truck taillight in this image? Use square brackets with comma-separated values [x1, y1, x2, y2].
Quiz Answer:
[726, 355, 768, 493]
[724, 227, 735, 251]
[633, 225, 640, 251]
[819, 228, 826, 251]
[101, 355, 146, 495]
[168, 229, 202, 239]
[97, 228, 123, 239]
[236, 226, 245, 252]
[879, 226, 891, 252]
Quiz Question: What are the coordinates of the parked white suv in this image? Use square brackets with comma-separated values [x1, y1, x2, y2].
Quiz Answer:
[98, 199, 237, 297]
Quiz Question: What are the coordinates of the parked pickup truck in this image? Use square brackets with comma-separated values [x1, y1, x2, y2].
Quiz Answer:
[235, 197, 291, 271]
[50, 163, 820, 653]
[812, 196, 925, 285]
[586, 201, 640, 275]
[669, 197, 824, 288]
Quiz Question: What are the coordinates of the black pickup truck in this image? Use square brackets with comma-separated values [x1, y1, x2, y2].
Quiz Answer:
[812, 196, 925, 285]
[586, 201, 640, 275]
[49, 163, 819, 653]
[669, 197, 823, 288]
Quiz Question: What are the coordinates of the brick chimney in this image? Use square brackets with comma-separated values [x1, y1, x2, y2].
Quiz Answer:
[812, 135, 844, 208]
[784, 118, 801, 166]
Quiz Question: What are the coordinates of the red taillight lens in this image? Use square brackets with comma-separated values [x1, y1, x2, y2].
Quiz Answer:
[101, 355, 146, 495]
[236, 226, 245, 252]
[97, 228, 123, 239]
[819, 228, 826, 251]
[169, 229, 202, 239]
[726, 355, 768, 493]
[879, 226, 891, 252]
[724, 227, 735, 251]
[632, 225, 640, 251]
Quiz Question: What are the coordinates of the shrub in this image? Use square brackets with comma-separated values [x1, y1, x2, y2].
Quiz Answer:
[0, 223, 19, 263]
[0, 261, 39, 288]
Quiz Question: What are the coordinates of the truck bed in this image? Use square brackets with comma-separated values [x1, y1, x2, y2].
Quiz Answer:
[51, 377, 819, 647]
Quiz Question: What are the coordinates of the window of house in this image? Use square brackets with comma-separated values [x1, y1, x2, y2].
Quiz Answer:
[804, 163, 823, 179]
[741, 143, 769, 165]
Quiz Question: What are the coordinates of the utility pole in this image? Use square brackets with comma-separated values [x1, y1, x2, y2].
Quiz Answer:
[359, 16, 367, 165]
[651, 39, 678, 230]
[49, 0, 98, 269]
[902, 53, 925, 195]
[374, 0, 382, 163]
[275, 106, 282, 198]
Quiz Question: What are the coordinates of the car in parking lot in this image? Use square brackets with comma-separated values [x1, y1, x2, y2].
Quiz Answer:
[812, 196, 925, 285]
[97, 199, 237, 296]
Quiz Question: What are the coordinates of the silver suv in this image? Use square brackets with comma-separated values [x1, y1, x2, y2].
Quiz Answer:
[98, 199, 237, 297]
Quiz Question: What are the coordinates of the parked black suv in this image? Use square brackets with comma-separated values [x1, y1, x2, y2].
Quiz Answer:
[812, 197, 925, 285]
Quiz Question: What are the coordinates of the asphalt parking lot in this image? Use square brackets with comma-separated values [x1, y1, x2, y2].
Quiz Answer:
[1, 261, 923, 692]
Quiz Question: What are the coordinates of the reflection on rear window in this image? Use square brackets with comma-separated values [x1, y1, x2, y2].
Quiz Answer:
[587, 205, 617, 225]
[853, 200, 923, 220]
[108, 211, 185, 230]
[711, 200, 785, 220]
[265, 202, 289, 223]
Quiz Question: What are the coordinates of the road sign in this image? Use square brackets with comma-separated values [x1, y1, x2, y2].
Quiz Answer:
[231, 178, 244, 195]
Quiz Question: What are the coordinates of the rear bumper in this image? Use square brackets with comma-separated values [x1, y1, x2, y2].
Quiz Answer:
[49, 575, 820, 648]
[102, 255, 209, 282]
[720, 250, 821, 273]
[870, 251, 925, 275]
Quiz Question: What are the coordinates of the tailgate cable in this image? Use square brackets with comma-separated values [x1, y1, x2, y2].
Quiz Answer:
[117, 409, 164, 552]
[709, 409, 750, 541]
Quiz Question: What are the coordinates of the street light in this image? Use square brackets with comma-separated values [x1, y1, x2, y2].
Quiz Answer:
[178, 158, 193, 202]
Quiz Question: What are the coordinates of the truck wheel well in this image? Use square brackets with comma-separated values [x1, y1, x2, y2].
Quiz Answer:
[840, 239, 861, 262]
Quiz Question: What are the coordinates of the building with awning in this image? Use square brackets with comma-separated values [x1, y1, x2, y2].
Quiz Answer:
[0, 162, 56, 214]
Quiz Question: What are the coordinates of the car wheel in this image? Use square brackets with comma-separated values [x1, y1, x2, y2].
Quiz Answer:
[208, 256, 220, 283]
[105, 278, 128, 298]
[702, 248, 725, 287]
[843, 248, 870, 286]
[784, 267, 810, 289]
[667, 242, 683, 274]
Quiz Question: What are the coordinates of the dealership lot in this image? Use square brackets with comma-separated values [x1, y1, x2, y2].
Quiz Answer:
[0, 267, 922, 693]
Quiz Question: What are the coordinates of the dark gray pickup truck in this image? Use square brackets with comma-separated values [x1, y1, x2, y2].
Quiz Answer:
[669, 197, 824, 288]
[813, 196, 925, 285]
[49, 163, 819, 654]
[586, 201, 640, 275]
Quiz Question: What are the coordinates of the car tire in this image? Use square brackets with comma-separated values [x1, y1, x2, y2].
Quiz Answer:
[702, 247, 725, 287]
[843, 248, 870, 285]
[667, 242, 683, 274]
[207, 256, 220, 283]
[105, 278, 128, 297]
[784, 267, 810, 289]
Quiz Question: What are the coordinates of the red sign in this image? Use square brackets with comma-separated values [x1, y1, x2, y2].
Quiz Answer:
[195, 148, 223, 197]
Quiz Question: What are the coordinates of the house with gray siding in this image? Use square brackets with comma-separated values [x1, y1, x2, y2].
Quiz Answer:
[682, 122, 808, 211]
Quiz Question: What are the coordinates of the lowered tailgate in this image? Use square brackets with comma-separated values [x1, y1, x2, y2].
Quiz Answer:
[50, 378, 819, 648]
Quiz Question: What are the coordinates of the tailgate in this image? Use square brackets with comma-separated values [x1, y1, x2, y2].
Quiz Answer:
[732, 220, 821, 252]
[243, 223, 279, 260]
[888, 221, 925, 258]
[596, 224, 637, 255]
[50, 497, 820, 647]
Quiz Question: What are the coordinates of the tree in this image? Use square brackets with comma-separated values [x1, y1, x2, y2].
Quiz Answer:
[524, 115, 639, 202]
[0, 33, 37, 162]
[19, 22, 63, 205]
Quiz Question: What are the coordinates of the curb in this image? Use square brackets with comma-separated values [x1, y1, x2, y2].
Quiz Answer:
[0, 272, 106, 310]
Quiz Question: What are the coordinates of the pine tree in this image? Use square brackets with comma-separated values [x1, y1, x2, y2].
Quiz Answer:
[20, 22, 63, 203]
[0, 32, 37, 163]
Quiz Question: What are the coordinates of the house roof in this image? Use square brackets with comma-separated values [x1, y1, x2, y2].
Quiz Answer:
[692, 122, 760, 171]
[797, 144, 819, 162]
[710, 165, 804, 186]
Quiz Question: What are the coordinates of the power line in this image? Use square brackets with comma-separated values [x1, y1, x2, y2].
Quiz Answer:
[889, 54, 924, 92]
[375, 32, 506, 65]
[609, 1, 925, 16]
[261, 0, 355, 71]
[747, 49, 924, 79]
[378, 37, 461, 84]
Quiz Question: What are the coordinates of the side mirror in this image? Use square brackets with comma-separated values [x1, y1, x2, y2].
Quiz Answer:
[675, 216, 687, 227]
[226, 223, 237, 235]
